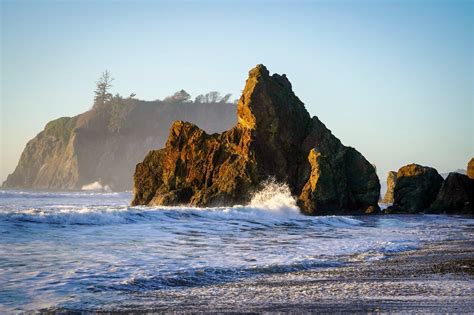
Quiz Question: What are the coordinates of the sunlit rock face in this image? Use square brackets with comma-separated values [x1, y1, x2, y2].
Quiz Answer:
[468, 158, 474, 180]
[3, 99, 236, 191]
[132, 65, 381, 215]
[382, 171, 397, 204]
[387, 164, 443, 214]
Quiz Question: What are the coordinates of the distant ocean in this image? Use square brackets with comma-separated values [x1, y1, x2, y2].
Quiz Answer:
[1, 183, 473, 312]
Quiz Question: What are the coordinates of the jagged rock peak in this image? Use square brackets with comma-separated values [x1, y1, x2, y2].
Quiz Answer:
[248, 64, 270, 77]
[132, 65, 380, 215]
[247, 64, 292, 90]
[237, 64, 311, 140]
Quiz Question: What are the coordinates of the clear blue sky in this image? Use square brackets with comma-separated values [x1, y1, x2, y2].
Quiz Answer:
[1, 0, 473, 183]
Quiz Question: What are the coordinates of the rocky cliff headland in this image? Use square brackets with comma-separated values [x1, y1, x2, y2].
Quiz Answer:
[3, 97, 236, 191]
[131, 65, 381, 215]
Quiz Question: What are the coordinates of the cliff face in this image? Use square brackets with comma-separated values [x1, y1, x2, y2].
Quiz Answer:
[3, 117, 80, 189]
[3, 99, 236, 191]
[132, 65, 380, 214]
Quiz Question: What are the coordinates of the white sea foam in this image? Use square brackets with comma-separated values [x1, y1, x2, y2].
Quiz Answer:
[8, 207, 134, 225]
[0, 182, 358, 227]
[249, 179, 299, 211]
[0, 181, 309, 225]
[81, 181, 112, 192]
[3, 204, 361, 227]
[0, 189, 123, 197]
[1, 188, 473, 313]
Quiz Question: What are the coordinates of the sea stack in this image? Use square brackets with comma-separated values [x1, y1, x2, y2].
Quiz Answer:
[381, 171, 397, 204]
[387, 164, 443, 213]
[429, 172, 473, 214]
[131, 65, 380, 215]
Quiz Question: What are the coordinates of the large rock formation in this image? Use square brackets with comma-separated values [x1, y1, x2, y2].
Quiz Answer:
[468, 158, 474, 180]
[429, 173, 473, 214]
[381, 171, 397, 204]
[387, 164, 443, 213]
[132, 65, 380, 215]
[3, 98, 236, 191]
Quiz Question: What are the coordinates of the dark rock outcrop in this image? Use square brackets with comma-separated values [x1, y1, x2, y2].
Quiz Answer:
[132, 65, 380, 214]
[3, 99, 236, 191]
[429, 173, 473, 214]
[381, 171, 397, 204]
[468, 158, 474, 180]
[387, 164, 443, 213]
[440, 169, 466, 179]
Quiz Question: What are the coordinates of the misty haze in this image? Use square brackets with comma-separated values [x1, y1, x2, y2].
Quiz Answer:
[1, 1, 473, 313]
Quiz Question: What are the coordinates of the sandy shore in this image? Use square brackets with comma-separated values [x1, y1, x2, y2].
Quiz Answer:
[254, 238, 474, 313]
[39, 226, 474, 314]
[115, 237, 473, 313]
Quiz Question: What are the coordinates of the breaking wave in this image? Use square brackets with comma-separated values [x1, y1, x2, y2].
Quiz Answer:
[249, 179, 299, 211]
[0, 182, 362, 227]
[2, 187, 473, 313]
[1, 205, 363, 227]
[81, 181, 112, 192]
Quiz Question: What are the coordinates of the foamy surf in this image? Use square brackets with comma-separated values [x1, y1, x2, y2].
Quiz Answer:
[81, 181, 113, 192]
[0, 181, 311, 225]
[1, 187, 473, 313]
[1, 204, 362, 227]
[0, 181, 358, 227]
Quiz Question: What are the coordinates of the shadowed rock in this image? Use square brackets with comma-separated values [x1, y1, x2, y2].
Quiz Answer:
[131, 65, 380, 214]
[381, 171, 397, 204]
[429, 173, 473, 214]
[387, 164, 443, 213]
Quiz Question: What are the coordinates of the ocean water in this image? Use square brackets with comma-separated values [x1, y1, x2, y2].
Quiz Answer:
[0, 183, 473, 312]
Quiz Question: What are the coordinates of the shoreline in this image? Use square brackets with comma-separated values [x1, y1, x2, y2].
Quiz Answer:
[93, 237, 474, 313]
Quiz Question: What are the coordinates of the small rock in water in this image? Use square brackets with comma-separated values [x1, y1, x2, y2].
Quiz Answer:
[429, 172, 474, 215]
[387, 163, 443, 214]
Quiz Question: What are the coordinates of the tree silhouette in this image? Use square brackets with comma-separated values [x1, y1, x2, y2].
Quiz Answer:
[194, 92, 233, 103]
[164, 89, 191, 103]
[220, 93, 232, 103]
[194, 94, 205, 103]
[207, 91, 221, 103]
[94, 70, 114, 107]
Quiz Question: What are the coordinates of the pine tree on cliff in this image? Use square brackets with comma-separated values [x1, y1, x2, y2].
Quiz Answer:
[93, 70, 114, 108]
[164, 90, 191, 103]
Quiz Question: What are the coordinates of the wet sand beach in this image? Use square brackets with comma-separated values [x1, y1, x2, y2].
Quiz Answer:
[97, 236, 474, 313]
[4, 191, 471, 314]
